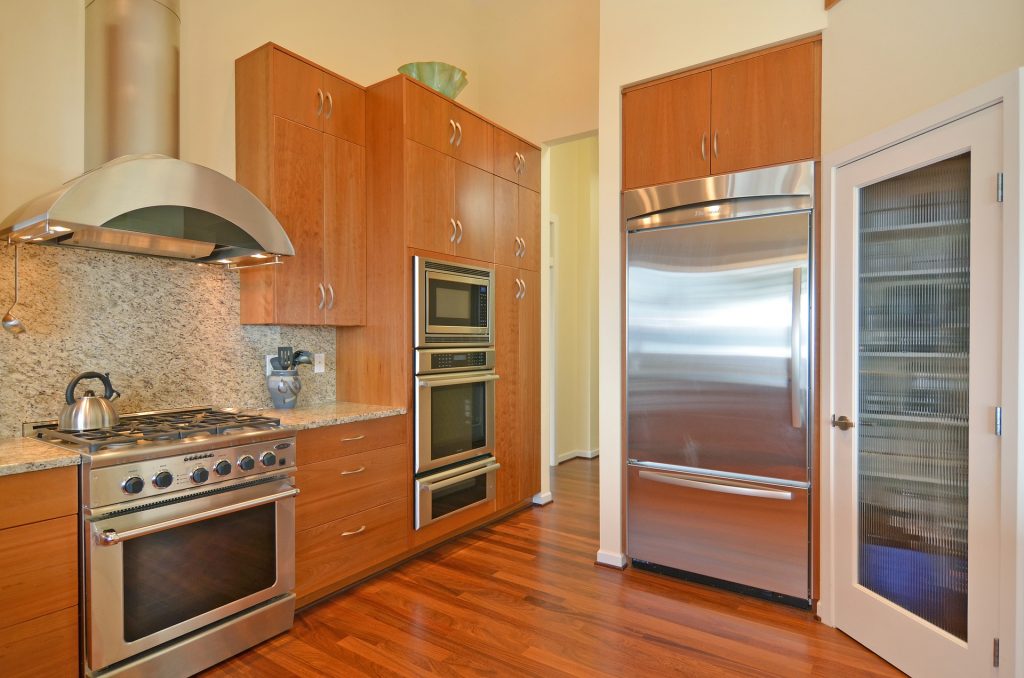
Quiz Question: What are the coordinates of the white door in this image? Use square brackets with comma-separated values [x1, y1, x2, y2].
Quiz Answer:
[832, 103, 1003, 677]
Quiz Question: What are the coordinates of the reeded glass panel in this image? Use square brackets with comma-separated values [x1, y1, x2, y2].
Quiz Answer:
[857, 153, 970, 641]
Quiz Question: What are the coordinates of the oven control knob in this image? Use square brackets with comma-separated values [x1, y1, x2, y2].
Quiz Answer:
[260, 451, 277, 467]
[153, 471, 174, 489]
[238, 455, 256, 472]
[214, 460, 233, 476]
[190, 466, 210, 484]
[122, 476, 145, 494]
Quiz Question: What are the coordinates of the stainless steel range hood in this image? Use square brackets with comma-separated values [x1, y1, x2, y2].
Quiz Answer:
[0, 0, 293, 266]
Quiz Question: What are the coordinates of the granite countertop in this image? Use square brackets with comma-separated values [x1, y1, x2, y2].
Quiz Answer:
[0, 401, 406, 478]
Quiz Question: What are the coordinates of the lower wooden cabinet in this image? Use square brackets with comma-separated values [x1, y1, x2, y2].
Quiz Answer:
[296, 498, 408, 604]
[296, 414, 407, 465]
[0, 607, 78, 678]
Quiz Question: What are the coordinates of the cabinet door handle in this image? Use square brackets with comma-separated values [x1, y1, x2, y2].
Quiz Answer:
[520, 153, 527, 175]
[325, 92, 333, 119]
[515, 278, 524, 299]
[449, 119, 457, 145]
[456, 220, 463, 244]
[341, 525, 366, 537]
[450, 218, 457, 242]
[341, 434, 366, 442]
[455, 121, 463, 147]
[514, 236, 522, 256]
[317, 282, 326, 310]
[713, 130, 719, 159]
[701, 132, 707, 162]
[520, 238, 526, 258]
[339, 466, 366, 476]
[520, 278, 527, 298]
[327, 283, 335, 310]
[316, 88, 324, 117]
[513, 152, 522, 174]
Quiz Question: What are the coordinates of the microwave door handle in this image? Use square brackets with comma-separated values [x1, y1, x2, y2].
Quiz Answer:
[423, 463, 501, 491]
[94, 487, 300, 546]
[418, 373, 500, 387]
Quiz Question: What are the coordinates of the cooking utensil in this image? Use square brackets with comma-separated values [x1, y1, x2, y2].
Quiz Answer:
[2, 244, 26, 335]
[278, 346, 293, 370]
[292, 350, 313, 366]
[59, 372, 121, 431]
[270, 357, 283, 370]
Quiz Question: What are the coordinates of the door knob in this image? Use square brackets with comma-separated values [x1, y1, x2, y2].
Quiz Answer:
[831, 414, 855, 431]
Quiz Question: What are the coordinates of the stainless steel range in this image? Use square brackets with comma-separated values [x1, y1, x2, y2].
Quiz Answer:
[28, 407, 299, 678]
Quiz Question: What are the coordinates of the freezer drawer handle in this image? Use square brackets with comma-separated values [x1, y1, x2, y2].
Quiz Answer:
[638, 470, 793, 501]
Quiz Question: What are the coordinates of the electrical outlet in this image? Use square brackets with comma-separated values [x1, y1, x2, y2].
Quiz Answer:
[265, 355, 275, 376]
[314, 353, 325, 373]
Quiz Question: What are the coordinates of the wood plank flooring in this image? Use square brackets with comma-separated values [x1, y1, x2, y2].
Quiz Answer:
[204, 459, 902, 677]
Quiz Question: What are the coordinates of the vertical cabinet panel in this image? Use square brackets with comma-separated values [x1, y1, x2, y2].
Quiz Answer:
[271, 49, 324, 130]
[517, 187, 541, 272]
[710, 41, 817, 174]
[622, 71, 711, 190]
[518, 268, 541, 499]
[495, 265, 521, 510]
[492, 129, 521, 184]
[405, 80, 450, 153]
[493, 177, 519, 267]
[405, 140, 454, 255]
[452, 160, 494, 262]
[272, 117, 325, 325]
[518, 144, 541, 193]
[324, 136, 366, 326]
[323, 73, 366, 146]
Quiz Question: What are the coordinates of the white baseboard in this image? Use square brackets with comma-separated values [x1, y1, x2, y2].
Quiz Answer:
[595, 549, 628, 569]
[554, 448, 600, 464]
[532, 491, 553, 506]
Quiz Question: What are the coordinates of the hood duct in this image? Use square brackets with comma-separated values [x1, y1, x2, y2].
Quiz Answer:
[0, 0, 294, 266]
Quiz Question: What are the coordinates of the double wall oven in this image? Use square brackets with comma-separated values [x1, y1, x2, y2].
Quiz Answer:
[413, 257, 500, 529]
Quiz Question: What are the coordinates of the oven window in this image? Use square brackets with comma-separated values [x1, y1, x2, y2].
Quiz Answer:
[122, 503, 277, 642]
[432, 473, 489, 520]
[430, 381, 487, 462]
[428, 278, 486, 328]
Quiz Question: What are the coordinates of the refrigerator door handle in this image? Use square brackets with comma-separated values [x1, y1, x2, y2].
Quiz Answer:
[790, 267, 803, 429]
[638, 470, 794, 501]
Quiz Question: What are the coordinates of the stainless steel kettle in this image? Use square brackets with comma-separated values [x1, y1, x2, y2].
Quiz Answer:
[59, 372, 121, 431]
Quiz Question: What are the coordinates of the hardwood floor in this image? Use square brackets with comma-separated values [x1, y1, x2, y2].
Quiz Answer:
[204, 459, 902, 677]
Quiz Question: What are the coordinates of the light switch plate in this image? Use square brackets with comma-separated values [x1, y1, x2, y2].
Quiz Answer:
[314, 353, 325, 373]
[265, 355, 274, 376]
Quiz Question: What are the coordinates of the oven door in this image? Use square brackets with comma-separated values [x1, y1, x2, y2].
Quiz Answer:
[415, 370, 498, 473]
[415, 456, 500, 529]
[84, 477, 297, 673]
[416, 263, 493, 346]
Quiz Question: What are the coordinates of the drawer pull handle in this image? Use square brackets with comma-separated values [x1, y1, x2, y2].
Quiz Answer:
[340, 466, 366, 476]
[341, 525, 366, 537]
[341, 434, 366, 442]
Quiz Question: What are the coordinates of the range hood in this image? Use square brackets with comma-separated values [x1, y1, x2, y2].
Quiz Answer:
[0, 0, 293, 266]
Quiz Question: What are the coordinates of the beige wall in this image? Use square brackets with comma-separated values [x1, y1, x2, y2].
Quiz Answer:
[549, 134, 599, 460]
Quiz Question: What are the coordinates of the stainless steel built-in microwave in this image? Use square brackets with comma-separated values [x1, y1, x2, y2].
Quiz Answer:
[414, 256, 493, 347]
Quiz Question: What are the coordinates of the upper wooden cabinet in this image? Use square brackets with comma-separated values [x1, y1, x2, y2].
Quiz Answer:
[494, 128, 540, 192]
[270, 48, 365, 145]
[494, 178, 540, 271]
[405, 79, 493, 173]
[236, 43, 366, 326]
[622, 37, 820, 189]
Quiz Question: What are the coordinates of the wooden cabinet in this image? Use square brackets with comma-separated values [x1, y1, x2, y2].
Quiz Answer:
[622, 37, 820, 189]
[405, 79, 493, 173]
[493, 128, 540, 192]
[237, 43, 367, 326]
[494, 178, 540, 271]
[495, 266, 540, 510]
[0, 467, 78, 677]
[405, 140, 494, 261]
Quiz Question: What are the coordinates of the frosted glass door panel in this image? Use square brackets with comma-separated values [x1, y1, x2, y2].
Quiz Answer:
[856, 153, 970, 641]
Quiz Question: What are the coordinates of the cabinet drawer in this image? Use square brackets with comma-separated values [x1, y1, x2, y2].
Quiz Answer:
[296, 499, 408, 600]
[0, 515, 77, 630]
[296, 415, 407, 465]
[296, 443, 407, 531]
[0, 466, 77, 530]
[0, 607, 78, 678]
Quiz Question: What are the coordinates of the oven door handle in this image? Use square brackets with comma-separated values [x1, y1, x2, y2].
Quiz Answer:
[94, 487, 300, 546]
[418, 373, 500, 388]
[421, 463, 500, 491]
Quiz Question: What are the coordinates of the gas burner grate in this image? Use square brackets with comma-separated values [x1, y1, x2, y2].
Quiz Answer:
[32, 407, 283, 454]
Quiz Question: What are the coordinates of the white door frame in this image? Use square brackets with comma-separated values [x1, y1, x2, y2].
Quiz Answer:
[548, 213, 560, 468]
[819, 69, 1022, 675]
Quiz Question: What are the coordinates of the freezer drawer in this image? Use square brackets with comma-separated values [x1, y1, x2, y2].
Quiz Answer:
[627, 465, 809, 599]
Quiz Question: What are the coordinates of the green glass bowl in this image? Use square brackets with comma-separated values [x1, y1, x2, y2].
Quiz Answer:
[398, 62, 468, 100]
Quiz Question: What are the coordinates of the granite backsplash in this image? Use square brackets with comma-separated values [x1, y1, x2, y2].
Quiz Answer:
[0, 245, 336, 437]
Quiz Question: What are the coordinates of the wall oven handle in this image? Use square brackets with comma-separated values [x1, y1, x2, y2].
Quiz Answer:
[790, 267, 802, 429]
[418, 373, 500, 388]
[422, 463, 500, 491]
[94, 487, 300, 546]
[638, 470, 792, 501]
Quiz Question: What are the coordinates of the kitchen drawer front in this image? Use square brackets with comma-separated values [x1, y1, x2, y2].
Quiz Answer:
[296, 414, 407, 465]
[627, 465, 809, 599]
[0, 606, 78, 678]
[296, 498, 408, 600]
[295, 443, 407, 531]
[0, 466, 77, 530]
[0, 515, 78, 630]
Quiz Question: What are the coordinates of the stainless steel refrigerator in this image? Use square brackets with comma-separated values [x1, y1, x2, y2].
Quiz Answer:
[624, 161, 814, 605]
